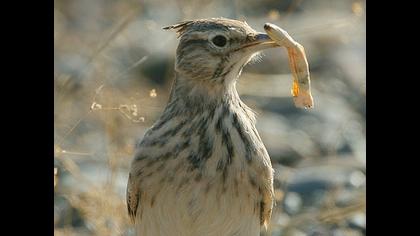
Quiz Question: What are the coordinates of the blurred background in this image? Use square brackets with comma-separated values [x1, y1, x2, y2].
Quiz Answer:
[54, 0, 365, 235]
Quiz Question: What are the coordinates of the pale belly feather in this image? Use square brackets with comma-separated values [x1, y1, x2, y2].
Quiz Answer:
[135, 171, 261, 236]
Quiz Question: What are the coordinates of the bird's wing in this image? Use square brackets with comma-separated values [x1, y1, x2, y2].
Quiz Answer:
[258, 153, 275, 228]
[126, 171, 140, 223]
[260, 184, 274, 228]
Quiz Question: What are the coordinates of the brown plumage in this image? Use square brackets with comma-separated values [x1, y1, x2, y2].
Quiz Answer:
[127, 18, 278, 236]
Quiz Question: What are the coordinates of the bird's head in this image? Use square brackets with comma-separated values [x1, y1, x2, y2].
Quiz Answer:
[164, 18, 278, 89]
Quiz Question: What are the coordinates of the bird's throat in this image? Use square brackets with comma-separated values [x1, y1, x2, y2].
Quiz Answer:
[169, 73, 241, 111]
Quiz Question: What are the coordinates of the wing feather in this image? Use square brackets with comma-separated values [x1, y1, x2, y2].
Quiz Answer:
[126, 172, 140, 223]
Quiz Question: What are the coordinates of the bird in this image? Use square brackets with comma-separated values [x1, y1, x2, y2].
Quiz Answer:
[126, 18, 279, 236]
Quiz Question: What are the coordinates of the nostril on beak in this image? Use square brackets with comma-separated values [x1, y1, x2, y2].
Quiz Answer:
[255, 33, 271, 41]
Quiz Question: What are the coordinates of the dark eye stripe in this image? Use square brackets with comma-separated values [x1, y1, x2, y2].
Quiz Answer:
[182, 39, 208, 45]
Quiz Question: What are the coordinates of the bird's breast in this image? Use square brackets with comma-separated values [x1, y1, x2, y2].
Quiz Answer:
[132, 101, 272, 236]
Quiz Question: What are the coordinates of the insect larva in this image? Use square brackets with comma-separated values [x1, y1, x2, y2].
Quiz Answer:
[264, 23, 314, 109]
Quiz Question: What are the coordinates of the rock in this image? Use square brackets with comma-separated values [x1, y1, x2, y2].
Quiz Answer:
[348, 212, 366, 230]
[284, 192, 303, 215]
[285, 165, 364, 208]
[348, 171, 365, 188]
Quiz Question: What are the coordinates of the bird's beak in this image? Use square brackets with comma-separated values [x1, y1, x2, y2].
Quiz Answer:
[239, 33, 279, 53]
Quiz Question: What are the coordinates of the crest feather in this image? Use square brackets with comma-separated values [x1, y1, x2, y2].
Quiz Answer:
[163, 20, 194, 38]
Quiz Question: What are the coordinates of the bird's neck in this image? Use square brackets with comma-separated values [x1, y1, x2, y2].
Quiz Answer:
[167, 73, 242, 115]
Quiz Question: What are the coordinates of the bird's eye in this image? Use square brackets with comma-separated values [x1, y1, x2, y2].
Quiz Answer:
[211, 35, 227, 47]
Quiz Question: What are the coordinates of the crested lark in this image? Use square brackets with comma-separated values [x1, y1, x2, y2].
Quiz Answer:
[127, 18, 280, 236]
